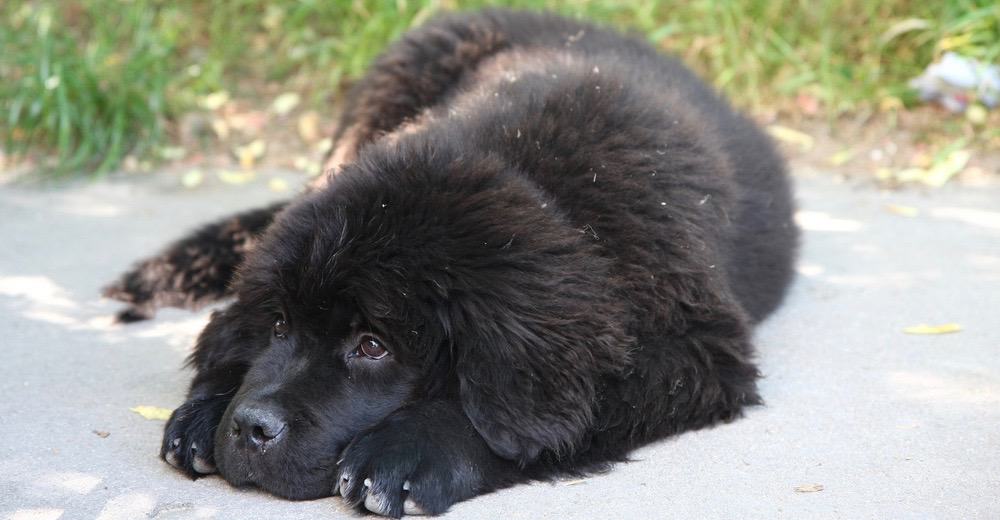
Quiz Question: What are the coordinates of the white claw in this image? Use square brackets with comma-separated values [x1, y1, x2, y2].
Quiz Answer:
[364, 477, 373, 488]
[402, 480, 411, 491]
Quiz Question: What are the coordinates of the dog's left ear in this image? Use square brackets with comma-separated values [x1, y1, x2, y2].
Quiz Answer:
[449, 272, 631, 465]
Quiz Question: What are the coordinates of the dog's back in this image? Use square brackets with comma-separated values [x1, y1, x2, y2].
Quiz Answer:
[338, 9, 797, 325]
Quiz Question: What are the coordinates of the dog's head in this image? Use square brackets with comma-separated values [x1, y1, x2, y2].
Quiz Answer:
[208, 141, 631, 499]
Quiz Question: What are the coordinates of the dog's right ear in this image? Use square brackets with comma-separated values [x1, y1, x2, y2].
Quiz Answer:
[449, 288, 632, 465]
[444, 248, 633, 464]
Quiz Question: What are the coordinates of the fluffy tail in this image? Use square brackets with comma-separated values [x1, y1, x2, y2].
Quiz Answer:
[103, 202, 286, 322]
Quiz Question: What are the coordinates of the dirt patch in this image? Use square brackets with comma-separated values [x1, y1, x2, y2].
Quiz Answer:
[769, 106, 1000, 188]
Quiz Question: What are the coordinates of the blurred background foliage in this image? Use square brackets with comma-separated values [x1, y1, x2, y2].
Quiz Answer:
[2, 0, 999, 176]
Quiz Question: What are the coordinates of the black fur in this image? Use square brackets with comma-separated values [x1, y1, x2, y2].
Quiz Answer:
[103, 203, 285, 322]
[109, 10, 797, 517]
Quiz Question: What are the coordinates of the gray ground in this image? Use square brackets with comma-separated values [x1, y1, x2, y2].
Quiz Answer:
[2, 169, 998, 520]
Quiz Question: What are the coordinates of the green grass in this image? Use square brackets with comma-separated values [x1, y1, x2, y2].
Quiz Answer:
[2, 1, 174, 174]
[2, 0, 998, 176]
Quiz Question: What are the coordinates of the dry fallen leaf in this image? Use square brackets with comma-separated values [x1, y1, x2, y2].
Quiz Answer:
[293, 156, 321, 176]
[298, 111, 321, 142]
[910, 151, 933, 169]
[767, 125, 814, 152]
[293, 156, 312, 170]
[271, 92, 301, 115]
[875, 167, 895, 182]
[922, 149, 970, 188]
[228, 110, 269, 134]
[315, 138, 333, 155]
[879, 96, 904, 112]
[268, 178, 289, 193]
[130, 406, 173, 421]
[904, 323, 962, 335]
[966, 104, 988, 126]
[885, 204, 919, 217]
[181, 169, 204, 189]
[158, 146, 187, 161]
[236, 139, 267, 170]
[92, 430, 110, 438]
[828, 149, 856, 166]
[199, 91, 230, 111]
[891, 167, 927, 184]
[211, 117, 230, 140]
[217, 169, 256, 185]
[794, 484, 824, 493]
[879, 18, 930, 45]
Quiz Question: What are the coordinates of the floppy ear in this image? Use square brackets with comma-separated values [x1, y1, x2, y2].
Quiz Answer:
[449, 274, 632, 465]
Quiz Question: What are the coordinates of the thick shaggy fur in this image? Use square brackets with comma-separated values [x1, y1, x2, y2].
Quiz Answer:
[106, 10, 797, 517]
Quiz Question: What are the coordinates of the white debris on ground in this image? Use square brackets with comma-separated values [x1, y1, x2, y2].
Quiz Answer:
[910, 52, 1000, 113]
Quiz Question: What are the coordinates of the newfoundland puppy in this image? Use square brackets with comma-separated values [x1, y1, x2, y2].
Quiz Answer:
[105, 9, 797, 517]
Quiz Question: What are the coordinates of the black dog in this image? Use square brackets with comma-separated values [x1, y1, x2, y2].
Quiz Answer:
[106, 9, 797, 517]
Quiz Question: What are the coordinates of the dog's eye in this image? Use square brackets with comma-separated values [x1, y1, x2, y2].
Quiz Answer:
[357, 336, 389, 360]
[273, 318, 289, 339]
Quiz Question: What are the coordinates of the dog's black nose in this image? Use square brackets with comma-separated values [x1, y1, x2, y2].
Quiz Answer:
[232, 404, 288, 450]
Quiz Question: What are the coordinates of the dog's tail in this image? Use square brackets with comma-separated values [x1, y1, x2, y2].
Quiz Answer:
[102, 202, 287, 323]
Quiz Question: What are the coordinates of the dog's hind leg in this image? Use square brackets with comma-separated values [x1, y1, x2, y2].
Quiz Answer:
[315, 12, 511, 187]
[103, 202, 286, 322]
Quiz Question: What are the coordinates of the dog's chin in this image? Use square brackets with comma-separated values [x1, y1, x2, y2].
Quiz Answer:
[214, 440, 341, 500]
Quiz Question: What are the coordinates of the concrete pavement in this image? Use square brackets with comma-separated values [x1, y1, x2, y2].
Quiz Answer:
[2, 169, 998, 519]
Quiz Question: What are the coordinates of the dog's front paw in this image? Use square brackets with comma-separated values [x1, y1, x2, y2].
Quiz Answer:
[161, 396, 231, 478]
[336, 417, 491, 517]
